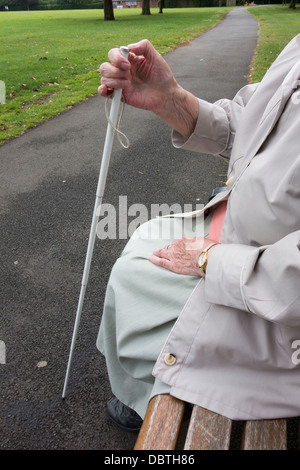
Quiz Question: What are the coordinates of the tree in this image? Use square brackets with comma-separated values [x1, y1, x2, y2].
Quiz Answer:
[0, 0, 13, 8]
[104, 0, 114, 20]
[15, 0, 38, 10]
[142, 0, 151, 15]
[159, 0, 164, 13]
[289, 0, 296, 7]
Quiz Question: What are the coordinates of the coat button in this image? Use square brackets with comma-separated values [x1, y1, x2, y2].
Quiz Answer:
[164, 353, 177, 366]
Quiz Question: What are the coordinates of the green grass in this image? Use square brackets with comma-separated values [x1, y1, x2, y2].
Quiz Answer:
[248, 5, 300, 83]
[0, 7, 231, 143]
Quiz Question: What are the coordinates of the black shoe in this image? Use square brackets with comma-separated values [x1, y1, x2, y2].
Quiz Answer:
[107, 397, 143, 432]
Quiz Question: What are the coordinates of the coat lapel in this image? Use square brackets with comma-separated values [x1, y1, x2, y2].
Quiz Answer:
[258, 60, 300, 136]
[231, 58, 300, 188]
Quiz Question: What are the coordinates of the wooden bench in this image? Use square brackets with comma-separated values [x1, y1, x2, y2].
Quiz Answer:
[134, 394, 300, 450]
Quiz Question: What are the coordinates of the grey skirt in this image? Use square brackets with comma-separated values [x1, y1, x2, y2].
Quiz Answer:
[97, 213, 211, 419]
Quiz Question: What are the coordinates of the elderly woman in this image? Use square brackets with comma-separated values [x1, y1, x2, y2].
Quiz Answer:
[97, 37, 300, 432]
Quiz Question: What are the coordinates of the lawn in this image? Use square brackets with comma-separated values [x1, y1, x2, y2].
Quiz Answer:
[0, 7, 231, 143]
[248, 5, 300, 83]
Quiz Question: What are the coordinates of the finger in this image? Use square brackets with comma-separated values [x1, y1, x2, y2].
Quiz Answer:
[99, 62, 130, 80]
[100, 77, 131, 91]
[149, 254, 172, 270]
[97, 84, 114, 97]
[99, 63, 131, 91]
[127, 39, 158, 62]
[152, 245, 171, 259]
[108, 48, 131, 70]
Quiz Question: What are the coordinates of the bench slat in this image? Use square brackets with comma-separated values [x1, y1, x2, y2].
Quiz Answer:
[134, 395, 185, 450]
[242, 419, 287, 450]
[184, 405, 232, 450]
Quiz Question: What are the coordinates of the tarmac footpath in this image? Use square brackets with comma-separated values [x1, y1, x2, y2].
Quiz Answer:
[0, 8, 258, 450]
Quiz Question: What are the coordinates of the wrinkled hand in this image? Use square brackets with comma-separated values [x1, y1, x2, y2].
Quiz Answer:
[98, 39, 177, 114]
[149, 237, 218, 277]
[98, 39, 199, 139]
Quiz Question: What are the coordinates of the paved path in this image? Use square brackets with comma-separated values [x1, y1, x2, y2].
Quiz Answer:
[0, 8, 258, 450]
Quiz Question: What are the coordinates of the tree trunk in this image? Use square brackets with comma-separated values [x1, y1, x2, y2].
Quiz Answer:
[289, 0, 296, 8]
[104, 0, 115, 21]
[159, 0, 164, 13]
[142, 0, 151, 15]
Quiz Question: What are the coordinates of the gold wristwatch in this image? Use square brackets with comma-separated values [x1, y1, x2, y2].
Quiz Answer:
[198, 242, 218, 275]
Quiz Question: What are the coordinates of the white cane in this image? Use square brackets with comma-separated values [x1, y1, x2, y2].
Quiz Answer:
[62, 46, 130, 398]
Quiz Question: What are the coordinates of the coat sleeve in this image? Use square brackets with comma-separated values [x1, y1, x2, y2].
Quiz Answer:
[172, 83, 259, 158]
[205, 230, 300, 328]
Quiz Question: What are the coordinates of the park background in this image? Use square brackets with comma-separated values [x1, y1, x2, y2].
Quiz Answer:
[0, 2, 299, 451]
[0, 3, 299, 144]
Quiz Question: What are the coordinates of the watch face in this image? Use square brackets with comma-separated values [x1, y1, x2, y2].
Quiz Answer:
[199, 253, 206, 267]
